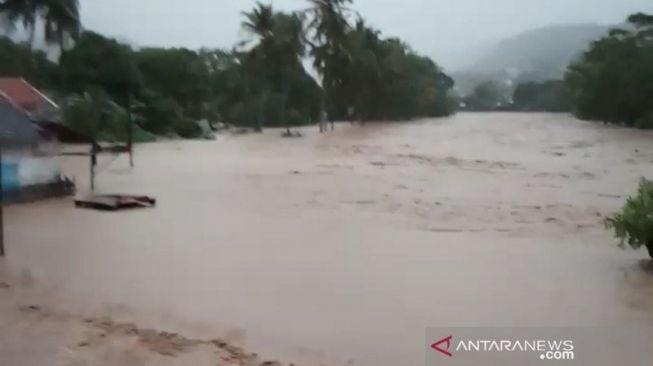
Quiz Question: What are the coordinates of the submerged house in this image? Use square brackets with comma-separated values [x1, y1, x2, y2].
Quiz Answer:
[0, 78, 60, 122]
[0, 78, 90, 143]
[0, 91, 73, 203]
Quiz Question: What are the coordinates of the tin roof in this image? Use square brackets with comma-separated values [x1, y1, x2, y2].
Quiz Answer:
[0, 78, 58, 114]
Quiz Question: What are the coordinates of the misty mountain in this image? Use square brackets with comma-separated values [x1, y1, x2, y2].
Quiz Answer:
[453, 23, 611, 94]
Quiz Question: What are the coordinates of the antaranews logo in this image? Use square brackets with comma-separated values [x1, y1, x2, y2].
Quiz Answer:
[430, 335, 574, 361]
[431, 336, 454, 357]
[428, 327, 653, 365]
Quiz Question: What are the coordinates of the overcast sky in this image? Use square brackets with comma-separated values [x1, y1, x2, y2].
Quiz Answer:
[81, 0, 652, 71]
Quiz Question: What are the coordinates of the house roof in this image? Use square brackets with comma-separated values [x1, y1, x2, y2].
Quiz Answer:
[0, 93, 40, 146]
[0, 78, 58, 113]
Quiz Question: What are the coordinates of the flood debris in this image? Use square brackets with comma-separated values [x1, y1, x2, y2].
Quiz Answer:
[138, 329, 199, 356]
[260, 362, 282, 366]
[85, 317, 262, 363]
[281, 131, 303, 138]
[75, 195, 156, 211]
[18, 305, 40, 312]
[370, 161, 400, 167]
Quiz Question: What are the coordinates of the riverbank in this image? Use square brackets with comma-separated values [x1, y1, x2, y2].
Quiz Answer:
[0, 267, 278, 366]
[2, 113, 653, 366]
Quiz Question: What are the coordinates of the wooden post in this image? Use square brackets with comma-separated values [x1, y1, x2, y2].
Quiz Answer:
[319, 97, 327, 133]
[127, 93, 134, 167]
[90, 143, 97, 192]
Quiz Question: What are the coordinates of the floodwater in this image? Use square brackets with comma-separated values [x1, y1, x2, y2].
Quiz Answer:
[4, 112, 653, 365]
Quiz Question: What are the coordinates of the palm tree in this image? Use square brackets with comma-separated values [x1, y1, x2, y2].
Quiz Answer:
[346, 18, 382, 123]
[241, 3, 307, 133]
[43, 0, 81, 51]
[272, 11, 306, 135]
[241, 2, 274, 46]
[0, 0, 80, 52]
[273, 12, 306, 58]
[306, 0, 353, 131]
[0, 0, 37, 43]
[241, 2, 275, 131]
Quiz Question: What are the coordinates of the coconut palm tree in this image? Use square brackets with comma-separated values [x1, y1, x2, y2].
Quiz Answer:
[273, 12, 306, 58]
[272, 11, 306, 135]
[240, 2, 275, 131]
[241, 2, 274, 46]
[0, 0, 37, 43]
[306, 0, 353, 131]
[345, 18, 382, 122]
[0, 0, 80, 51]
[241, 3, 308, 133]
[43, 0, 81, 51]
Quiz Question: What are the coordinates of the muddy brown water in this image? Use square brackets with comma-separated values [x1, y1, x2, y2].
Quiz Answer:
[4, 112, 653, 365]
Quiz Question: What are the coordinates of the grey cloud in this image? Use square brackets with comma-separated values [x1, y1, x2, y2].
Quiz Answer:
[80, 0, 652, 70]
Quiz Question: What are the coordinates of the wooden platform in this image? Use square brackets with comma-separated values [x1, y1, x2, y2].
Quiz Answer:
[75, 195, 156, 211]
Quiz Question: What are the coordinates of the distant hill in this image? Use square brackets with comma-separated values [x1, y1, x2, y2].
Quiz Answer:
[454, 24, 611, 94]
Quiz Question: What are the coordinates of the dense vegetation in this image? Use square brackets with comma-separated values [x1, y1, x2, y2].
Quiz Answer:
[0, 36, 57, 87]
[461, 80, 511, 111]
[565, 13, 653, 128]
[512, 80, 570, 112]
[606, 179, 653, 259]
[459, 15, 653, 116]
[0, 0, 456, 140]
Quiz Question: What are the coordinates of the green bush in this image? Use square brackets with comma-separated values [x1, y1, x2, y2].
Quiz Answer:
[63, 94, 99, 139]
[137, 93, 184, 135]
[286, 109, 304, 126]
[173, 118, 202, 139]
[606, 178, 653, 258]
[64, 92, 157, 143]
[633, 113, 653, 130]
[433, 92, 459, 117]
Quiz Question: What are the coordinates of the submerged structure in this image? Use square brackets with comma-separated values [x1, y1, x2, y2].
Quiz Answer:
[0, 78, 60, 123]
[0, 90, 74, 203]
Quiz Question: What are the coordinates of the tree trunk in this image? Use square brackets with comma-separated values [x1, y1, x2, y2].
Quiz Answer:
[255, 96, 263, 133]
[647, 242, 653, 259]
[319, 95, 327, 133]
[281, 89, 292, 136]
[28, 25, 36, 50]
[90, 143, 98, 192]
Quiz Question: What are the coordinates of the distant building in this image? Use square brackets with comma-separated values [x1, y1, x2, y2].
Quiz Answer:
[0, 93, 73, 203]
[0, 78, 60, 122]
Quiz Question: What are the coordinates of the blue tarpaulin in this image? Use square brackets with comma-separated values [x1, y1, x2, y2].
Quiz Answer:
[1, 162, 19, 191]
